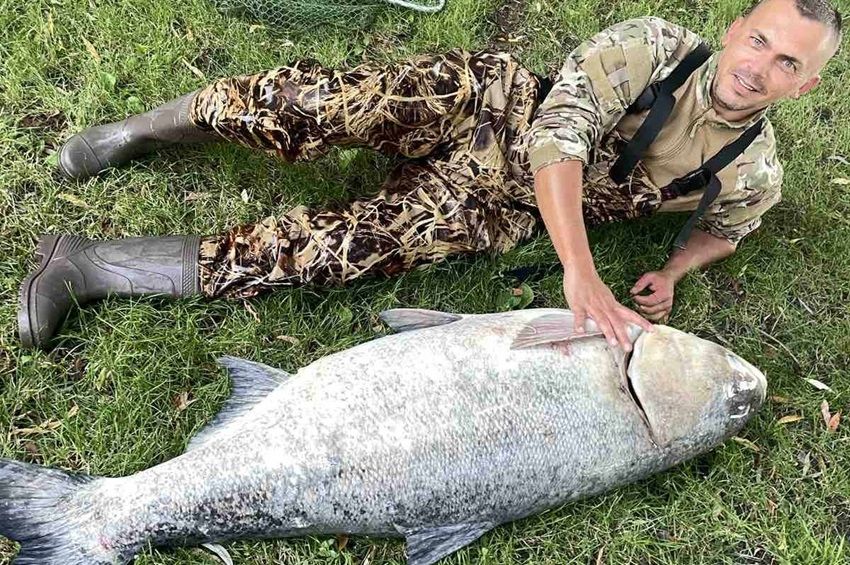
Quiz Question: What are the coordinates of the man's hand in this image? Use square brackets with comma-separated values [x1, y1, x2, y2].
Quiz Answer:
[564, 267, 653, 352]
[630, 271, 675, 323]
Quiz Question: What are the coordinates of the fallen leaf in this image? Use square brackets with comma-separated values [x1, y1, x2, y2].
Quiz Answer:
[181, 58, 205, 79]
[249, 24, 265, 33]
[81, 36, 101, 63]
[67, 404, 80, 418]
[828, 155, 849, 166]
[821, 400, 831, 427]
[58, 192, 90, 208]
[173, 391, 197, 412]
[777, 414, 803, 425]
[770, 395, 792, 404]
[241, 189, 250, 203]
[828, 412, 841, 432]
[336, 534, 349, 552]
[23, 441, 40, 456]
[275, 335, 300, 345]
[765, 499, 777, 516]
[804, 378, 834, 392]
[201, 543, 233, 565]
[184, 191, 208, 202]
[830, 178, 850, 185]
[732, 436, 761, 452]
[13, 418, 62, 436]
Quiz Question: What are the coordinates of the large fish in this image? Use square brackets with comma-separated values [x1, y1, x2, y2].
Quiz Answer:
[0, 308, 766, 565]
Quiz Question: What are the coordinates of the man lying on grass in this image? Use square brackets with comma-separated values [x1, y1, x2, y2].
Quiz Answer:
[18, 0, 842, 351]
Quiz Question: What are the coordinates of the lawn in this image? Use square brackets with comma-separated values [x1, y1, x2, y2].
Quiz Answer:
[0, 0, 848, 563]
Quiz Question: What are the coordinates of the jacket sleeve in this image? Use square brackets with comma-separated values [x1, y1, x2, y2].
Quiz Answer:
[527, 16, 703, 173]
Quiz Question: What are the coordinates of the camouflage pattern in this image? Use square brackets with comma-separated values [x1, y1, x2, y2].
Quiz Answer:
[524, 16, 783, 243]
[191, 17, 783, 298]
[191, 50, 541, 298]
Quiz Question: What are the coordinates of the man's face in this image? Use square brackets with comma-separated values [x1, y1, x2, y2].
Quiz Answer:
[713, 0, 837, 120]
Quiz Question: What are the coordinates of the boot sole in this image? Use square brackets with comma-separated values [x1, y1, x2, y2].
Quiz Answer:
[18, 235, 62, 349]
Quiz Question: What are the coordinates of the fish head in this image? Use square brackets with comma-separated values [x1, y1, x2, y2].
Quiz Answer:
[626, 325, 766, 449]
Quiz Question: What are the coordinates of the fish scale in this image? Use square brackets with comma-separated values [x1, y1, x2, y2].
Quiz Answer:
[0, 308, 766, 565]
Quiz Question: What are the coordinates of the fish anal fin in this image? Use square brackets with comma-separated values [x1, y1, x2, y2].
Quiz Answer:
[187, 356, 292, 451]
[379, 309, 463, 333]
[510, 312, 602, 350]
[397, 521, 494, 565]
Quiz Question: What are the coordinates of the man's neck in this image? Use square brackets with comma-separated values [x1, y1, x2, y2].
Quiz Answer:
[712, 103, 766, 124]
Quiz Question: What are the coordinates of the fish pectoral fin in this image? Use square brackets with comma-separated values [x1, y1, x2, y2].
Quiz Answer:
[379, 309, 463, 333]
[186, 357, 293, 452]
[397, 521, 495, 565]
[511, 312, 602, 349]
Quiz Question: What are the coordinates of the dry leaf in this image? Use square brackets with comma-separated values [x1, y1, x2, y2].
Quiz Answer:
[830, 178, 850, 185]
[276, 335, 300, 345]
[181, 58, 205, 79]
[67, 404, 80, 418]
[241, 189, 250, 203]
[13, 418, 62, 436]
[58, 192, 90, 208]
[249, 24, 265, 33]
[821, 400, 831, 427]
[777, 414, 803, 425]
[23, 441, 40, 456]
[804, 378, 833, 392]
[828, 412, 841, 432]
[771, 395, 792, 404]
[765, 499, 777, 516]
[81, 36, 101, 63]
[828, 155, 849, 166]
[336, 534, 349, 552]
[732, 436, 760, 452]
[184, 191, 208, 202]
[173, 391, 197, 412]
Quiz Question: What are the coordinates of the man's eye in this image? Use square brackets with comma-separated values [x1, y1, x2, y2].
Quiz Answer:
[750, 36, 764, 47]
[781, 59, 797, 72]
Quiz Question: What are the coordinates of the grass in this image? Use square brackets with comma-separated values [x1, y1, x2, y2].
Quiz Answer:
[0, 0, 848, 563]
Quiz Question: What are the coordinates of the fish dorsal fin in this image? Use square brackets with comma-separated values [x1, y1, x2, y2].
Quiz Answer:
[397, 521, 494, 565]
[510, 312, 603, 349]
[379, 309, 463, 332]
[186, 356, 291, 451]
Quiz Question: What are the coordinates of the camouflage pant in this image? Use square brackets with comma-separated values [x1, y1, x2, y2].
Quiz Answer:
[190, 50, 542, 298]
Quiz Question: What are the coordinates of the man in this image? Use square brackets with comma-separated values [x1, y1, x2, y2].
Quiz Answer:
[18, 0, 842, 351]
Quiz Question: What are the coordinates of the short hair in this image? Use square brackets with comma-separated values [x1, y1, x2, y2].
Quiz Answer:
[748, 0, 842, 46]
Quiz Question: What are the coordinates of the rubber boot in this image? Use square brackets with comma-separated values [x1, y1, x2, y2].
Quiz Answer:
[57, 91, 219, 180]
[18, 235, 202, 350]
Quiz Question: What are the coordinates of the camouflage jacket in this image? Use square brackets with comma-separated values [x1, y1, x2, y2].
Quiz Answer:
[524, 16, 783, 244]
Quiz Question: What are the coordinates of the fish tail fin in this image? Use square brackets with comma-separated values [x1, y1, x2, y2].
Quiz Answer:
[0, 458, 116, 564]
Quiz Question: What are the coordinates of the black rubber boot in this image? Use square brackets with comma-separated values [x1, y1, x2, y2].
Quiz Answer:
[57, 91, 219, 180]
[18, 235, 202, 350]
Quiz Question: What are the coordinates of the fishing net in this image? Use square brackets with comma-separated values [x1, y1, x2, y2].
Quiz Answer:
[213, 0, 445, 32]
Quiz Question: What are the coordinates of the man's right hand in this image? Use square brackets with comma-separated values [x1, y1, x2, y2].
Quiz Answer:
[562, 267, 653, 352]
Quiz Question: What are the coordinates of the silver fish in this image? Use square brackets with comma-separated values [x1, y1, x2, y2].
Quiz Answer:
[0, 308, 766, 565]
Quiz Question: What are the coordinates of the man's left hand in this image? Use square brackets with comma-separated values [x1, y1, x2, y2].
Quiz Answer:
[630, 271, 675, 323]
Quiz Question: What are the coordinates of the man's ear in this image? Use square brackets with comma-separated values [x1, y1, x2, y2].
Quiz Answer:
[794, 75, 821, 98]
[721, 17, 745, 47]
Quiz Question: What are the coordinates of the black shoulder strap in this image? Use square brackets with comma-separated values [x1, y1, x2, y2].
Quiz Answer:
[670, 119, 765, 250]
[609, 43, 712, 185]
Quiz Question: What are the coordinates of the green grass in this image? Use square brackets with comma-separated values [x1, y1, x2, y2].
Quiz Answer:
[1, 0, 849, 563]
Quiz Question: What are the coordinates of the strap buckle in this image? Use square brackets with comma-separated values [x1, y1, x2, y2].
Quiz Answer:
[669, 167, 712, 196]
